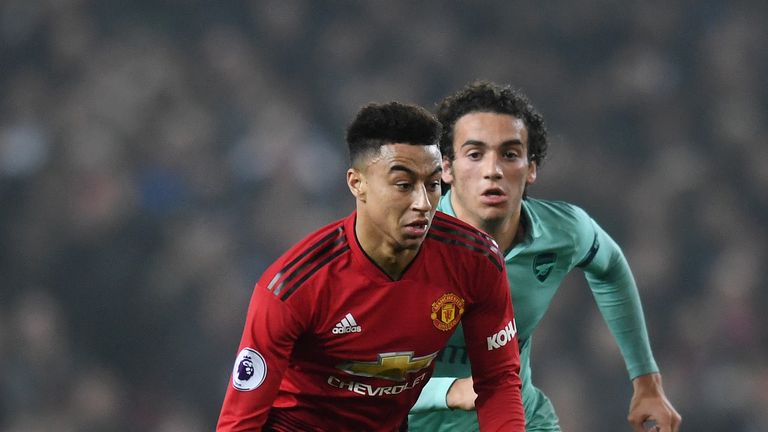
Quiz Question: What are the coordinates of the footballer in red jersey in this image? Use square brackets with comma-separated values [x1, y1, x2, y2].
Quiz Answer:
[217, 102, 524, 431]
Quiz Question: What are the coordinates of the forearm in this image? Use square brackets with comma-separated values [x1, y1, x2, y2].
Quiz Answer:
[586, 236, 658, 378]
[411, 377, 456, 412]
[473, 369, 524, 431]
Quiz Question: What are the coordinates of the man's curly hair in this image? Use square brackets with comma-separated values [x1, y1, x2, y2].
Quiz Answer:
[347, 101, 441, 167]
[436, 81, 548, 166]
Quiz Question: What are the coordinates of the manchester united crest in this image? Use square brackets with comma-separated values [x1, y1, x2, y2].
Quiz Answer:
[431, 293, 465, 331]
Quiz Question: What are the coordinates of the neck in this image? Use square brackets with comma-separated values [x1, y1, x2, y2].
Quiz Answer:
[368, 249, 415, 280]
[355, 217, 417, 280]
[476, 211, 523, 253]
[451, 195, 525, 253]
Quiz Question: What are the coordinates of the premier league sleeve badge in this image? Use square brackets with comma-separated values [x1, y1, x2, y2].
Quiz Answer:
[232, 347, 267, 391]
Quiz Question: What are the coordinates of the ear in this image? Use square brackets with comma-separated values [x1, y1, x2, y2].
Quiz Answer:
[526, 160, 538, 185]
[347, 167, 366, 201]
[441, 158, 454, 185]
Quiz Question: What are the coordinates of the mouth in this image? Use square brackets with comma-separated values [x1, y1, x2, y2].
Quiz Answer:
[482, 187, 506, 197]
[403, 219, 429, 237]
[480, 187, 508, 205]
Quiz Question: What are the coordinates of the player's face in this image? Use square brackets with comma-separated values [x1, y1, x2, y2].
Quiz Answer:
[442, 112, 537, 226]
[349, 143, 442, 252]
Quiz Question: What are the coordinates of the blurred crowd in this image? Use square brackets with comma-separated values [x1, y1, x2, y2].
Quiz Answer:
[1, 1, 766, 431]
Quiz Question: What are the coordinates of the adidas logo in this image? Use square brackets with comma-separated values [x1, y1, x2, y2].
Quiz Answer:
[332, 313, 362, 334]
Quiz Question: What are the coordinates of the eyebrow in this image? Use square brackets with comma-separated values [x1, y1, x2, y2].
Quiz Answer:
[461, 139, 524, 148]
[390, 165, 443, 176]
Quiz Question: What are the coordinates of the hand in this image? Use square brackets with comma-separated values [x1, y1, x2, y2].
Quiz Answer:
[446, 377, 477, 411]
[628, 373, 681, 432]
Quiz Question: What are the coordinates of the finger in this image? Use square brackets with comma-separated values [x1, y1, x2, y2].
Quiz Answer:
[649, 416, 674, 432]
[628, 418, 648, 432]
[654, 409, 682, 432]
[671, 414, 682, 432]
[642, 419, 658, 432]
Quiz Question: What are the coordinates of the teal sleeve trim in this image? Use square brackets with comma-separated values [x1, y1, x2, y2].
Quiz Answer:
[410, 377, 457, 413]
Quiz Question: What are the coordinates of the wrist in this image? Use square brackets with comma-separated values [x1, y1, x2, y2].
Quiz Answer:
[445, 378, 460, 410]
[632, 372, 663, 396]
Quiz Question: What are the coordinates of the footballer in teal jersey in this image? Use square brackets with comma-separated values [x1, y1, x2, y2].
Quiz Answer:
[408, 82, 681, 432]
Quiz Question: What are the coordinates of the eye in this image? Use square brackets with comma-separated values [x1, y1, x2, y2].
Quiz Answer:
[466, 150, 482, 161]
[395, 182, 412, 191]
[427, 180, 441, 192]
[503, 150, 520, 160]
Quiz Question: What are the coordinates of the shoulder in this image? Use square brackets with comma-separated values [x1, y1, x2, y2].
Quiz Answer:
[282, 218, 349, 260]
[525, 197, 595, 237]
[526, 197, 590, 221]
[261, 217, 350, 300]
[427, 212, 505, 272]
[525, 198, 601, 263]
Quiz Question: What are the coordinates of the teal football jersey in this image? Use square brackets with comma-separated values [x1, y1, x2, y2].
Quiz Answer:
[408, 191, 659, 431]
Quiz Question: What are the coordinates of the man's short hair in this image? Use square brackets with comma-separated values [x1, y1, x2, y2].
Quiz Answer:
[436, 81, 548, 166]
[346, 102, 442, 167]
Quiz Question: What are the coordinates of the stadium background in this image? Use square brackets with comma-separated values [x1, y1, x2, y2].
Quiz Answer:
[1, 1, 766, 431]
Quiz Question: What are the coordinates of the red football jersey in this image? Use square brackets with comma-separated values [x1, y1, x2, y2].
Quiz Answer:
[217, 211, 524, 431]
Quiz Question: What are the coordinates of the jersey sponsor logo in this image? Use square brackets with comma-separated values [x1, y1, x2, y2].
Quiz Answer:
[487, 319, 517, 351]
[533, 252, 557, 282]
[431, 293, 465, 331]
[336, 351, 438, 382]
[332, 312, 362, 334]
[232, 347, 267, 391]
[327, 371, 429, 396]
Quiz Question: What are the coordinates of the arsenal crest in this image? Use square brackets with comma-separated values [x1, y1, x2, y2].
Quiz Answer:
[533, 252, 557, 282]
[431, 293, 465, 331]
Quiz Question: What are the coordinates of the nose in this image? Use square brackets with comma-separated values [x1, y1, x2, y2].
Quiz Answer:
[483, 152, 503, 180]
[412, 183, 433, 212]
